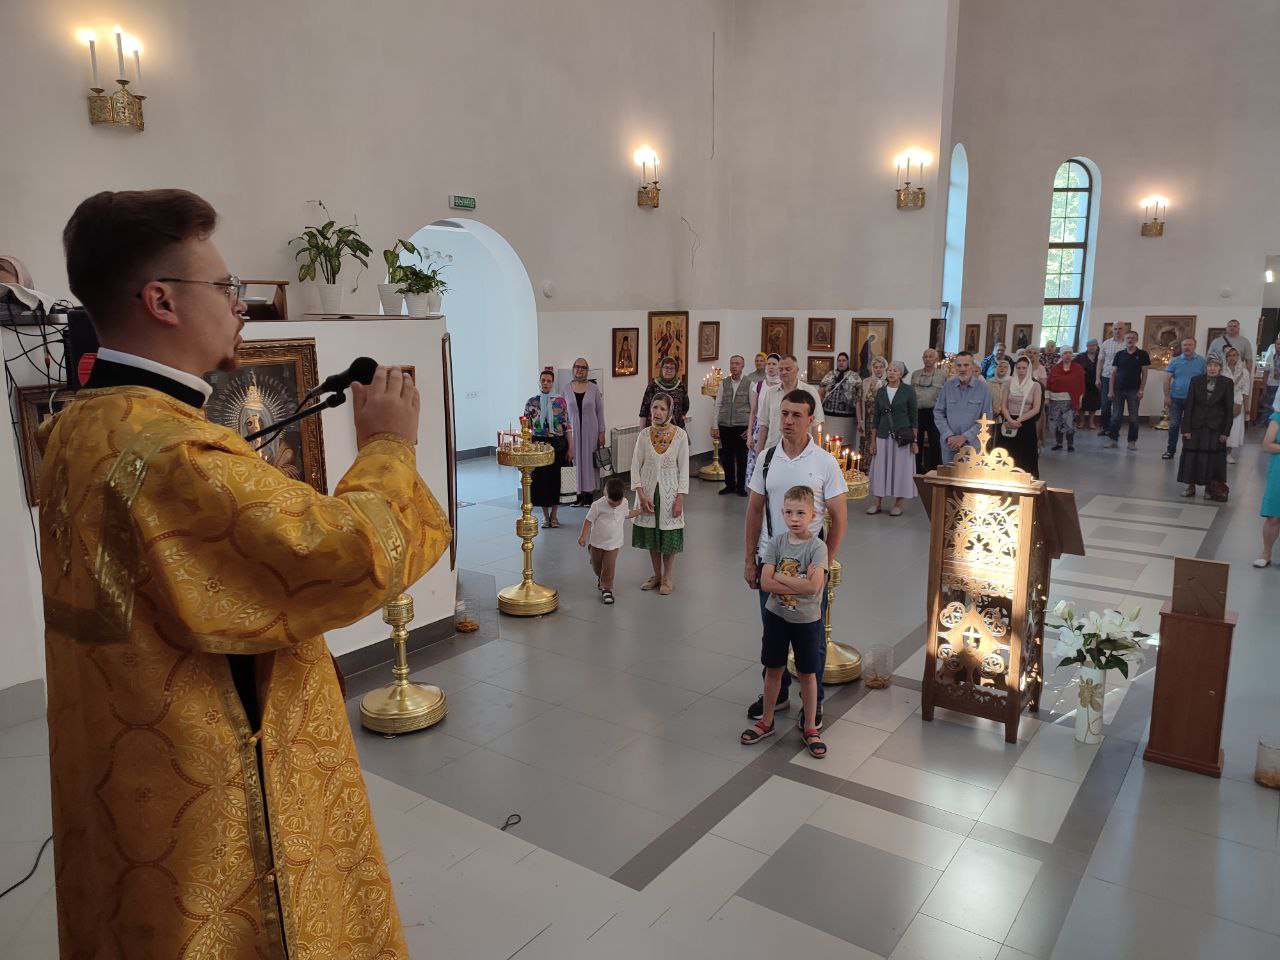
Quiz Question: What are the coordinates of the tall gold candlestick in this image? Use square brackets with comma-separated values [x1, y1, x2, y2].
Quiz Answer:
[359, 594, 447, 735]
[496, 424, 559, 616]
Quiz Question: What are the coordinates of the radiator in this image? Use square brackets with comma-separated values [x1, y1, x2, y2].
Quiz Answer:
[611, 424, 642, 474]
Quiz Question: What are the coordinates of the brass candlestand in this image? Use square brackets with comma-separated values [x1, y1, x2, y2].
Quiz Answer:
[1154, 407, 1170, 430]
[496, 420, 559, 616]
[360, 594, 447, 735]
[88, 79, 145, 131]
[790, 441, 867, 684]
[698, 370, 726, 482]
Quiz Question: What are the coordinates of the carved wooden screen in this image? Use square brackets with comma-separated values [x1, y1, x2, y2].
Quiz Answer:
[921, 421, 1048, 743]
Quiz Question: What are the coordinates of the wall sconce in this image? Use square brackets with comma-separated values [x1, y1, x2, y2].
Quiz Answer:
[893, 147, 932, 209]
[634, 145, 660, 208]
[1139, 195, 1168, 237]
[80, 26, 145, 131]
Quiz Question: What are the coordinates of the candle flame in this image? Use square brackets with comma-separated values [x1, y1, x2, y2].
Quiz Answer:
[124, 34, 143, 54]
[75, 27, 97, 45]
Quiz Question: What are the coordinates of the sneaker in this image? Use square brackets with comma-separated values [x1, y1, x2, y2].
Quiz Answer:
[600, 589, 615, 605]
[797, 706, 824, 732]
[1067, 444, 1075, 452]
[1051, 443, 1063, 451]
[747, 692, 790, 720]
[1127, 442, 1137, 451]
[1161, 451, 1174, 460]
[1106, 439, 1119, 448]
[719, 487, 735, 496]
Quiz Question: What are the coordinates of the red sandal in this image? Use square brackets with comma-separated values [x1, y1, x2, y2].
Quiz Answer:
[740, 720, 775, 745]
[803, 728, 827, 758]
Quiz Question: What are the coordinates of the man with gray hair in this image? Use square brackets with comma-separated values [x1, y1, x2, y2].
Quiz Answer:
[1207, 319, 1255, 369]
[713, 354, 751, 494]
[1161, 337, 1206, 460]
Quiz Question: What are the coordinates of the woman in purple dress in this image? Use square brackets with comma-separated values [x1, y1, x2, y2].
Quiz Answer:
[564, 357, 607, 506]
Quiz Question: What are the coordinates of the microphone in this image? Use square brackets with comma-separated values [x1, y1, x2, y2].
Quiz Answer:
[311, 356, 379, 397]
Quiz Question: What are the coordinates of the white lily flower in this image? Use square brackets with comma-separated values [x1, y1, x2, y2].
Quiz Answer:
[1052, 600, 1073, 619]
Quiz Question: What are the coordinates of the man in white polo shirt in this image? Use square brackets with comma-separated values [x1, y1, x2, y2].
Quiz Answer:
[744, 389, 848, 726]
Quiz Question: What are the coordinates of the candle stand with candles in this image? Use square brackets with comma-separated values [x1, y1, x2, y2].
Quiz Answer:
[360, 593, 447, 735]
[698, 366, 726, 482]
[788, 434, 869, 684]
[495, 418, 559, 616]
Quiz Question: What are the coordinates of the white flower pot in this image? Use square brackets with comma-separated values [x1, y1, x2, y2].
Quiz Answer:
[405, 292, 432, 316]
[1075, 666, 1106, 744]
[317, 282, 343, 314]
[377, 283, 404, 315]
[426, 290, 443, 315]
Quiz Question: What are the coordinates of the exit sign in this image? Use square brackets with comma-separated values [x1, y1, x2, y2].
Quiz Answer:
[449, 195, 477, 210]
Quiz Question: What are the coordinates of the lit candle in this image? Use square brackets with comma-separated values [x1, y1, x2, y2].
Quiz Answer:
[114, 27, 126, 80]
[88, 39, 99, 87]
[133, 49, 142, 84]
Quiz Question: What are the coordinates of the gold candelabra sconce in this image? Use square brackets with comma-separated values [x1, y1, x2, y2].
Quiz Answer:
[634, 145, 661, 208]
[79, 27, 146, 131]
[1140, 195, 1168, 237]
[894, 147, 931, 210]
[699, 367, 725, 482]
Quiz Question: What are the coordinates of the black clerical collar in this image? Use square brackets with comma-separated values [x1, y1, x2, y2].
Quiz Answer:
[85, 356, 209, 409]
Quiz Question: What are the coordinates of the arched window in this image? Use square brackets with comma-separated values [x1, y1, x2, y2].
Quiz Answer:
[1041, 159, 1096, 349]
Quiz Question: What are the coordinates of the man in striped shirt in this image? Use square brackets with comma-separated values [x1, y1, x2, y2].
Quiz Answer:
[1096, 321, 1129, 437]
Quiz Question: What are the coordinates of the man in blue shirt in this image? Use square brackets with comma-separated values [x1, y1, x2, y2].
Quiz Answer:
[934, 352, 993, 463]
[1161, 337, 1206, 460]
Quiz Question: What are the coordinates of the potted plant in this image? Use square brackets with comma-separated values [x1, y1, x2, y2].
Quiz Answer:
[378, 239, 418, 315]
[1049, 602, 1149, 744]
[289, 202, 372, 314]
[397, 248, 452, 316]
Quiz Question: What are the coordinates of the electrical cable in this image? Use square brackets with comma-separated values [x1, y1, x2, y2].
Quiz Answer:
[0, 835, 52, 900]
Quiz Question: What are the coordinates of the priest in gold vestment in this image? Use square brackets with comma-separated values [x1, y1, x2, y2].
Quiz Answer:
[40, 189, 449, 958]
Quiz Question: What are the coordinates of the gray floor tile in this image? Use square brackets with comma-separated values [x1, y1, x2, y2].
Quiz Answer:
[487, 649, 618, 705]
[419, 747, 674, 875]
[875, 715, 1028, 790]
[561, 671, 702, 733]
[346, 701, 477, 796]
[0, 719, 47, 759]
[429, 638, 536, 681]
[1051, 876, 1280, 960]
[624, 643, 755, 695]
[738, 824, 940, 956]
[432, 680, 557, 746]
[651, 694, 774, 765]
[486, 705, 642, 780]
[576, 733, 744, 820]
[0, 756, 51, 843]
[707, 663, 770, 706]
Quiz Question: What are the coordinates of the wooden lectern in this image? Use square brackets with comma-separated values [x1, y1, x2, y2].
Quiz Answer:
[1143, 558, 1235, 777]
[917, 417, 1085, 743]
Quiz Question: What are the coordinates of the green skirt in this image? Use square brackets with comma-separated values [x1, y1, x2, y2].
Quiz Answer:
[631, 486, 684, 555]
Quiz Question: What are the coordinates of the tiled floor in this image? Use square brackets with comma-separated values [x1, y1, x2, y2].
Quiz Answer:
[3, 429, 1280, 958]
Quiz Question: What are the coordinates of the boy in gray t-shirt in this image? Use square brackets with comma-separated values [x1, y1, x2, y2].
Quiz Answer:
[740, 486, 829, 758]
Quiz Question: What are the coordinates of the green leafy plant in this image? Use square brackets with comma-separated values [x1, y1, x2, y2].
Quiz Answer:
[1048, 602, 1149, 678]
[381, 239, 418, 286]
[396, 248, 453, 296]
[289, 202, 372, 285]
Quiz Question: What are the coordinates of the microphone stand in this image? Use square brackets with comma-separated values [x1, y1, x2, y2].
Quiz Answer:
[244, 391, 345, 446]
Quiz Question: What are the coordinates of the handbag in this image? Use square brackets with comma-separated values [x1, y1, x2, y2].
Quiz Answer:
[592, 446, 613, 472]
[893, 425, 915, 447]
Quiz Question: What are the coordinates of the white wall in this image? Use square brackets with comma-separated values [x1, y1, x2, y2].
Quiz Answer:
[951, 0, 1280, 349]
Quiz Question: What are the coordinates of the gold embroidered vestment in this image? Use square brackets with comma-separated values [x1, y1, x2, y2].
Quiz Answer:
[37, 386, 450, 958]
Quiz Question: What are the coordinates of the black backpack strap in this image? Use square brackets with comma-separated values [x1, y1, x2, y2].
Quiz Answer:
[761, 444, 779, 539]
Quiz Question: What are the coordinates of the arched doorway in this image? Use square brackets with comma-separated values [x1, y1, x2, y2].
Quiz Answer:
[398, 219, 538, 501]
[941, 143, 969, 353]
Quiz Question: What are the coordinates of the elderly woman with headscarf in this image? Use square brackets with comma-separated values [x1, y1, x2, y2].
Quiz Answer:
[1077, 338, 1102, 430]
[744, 353, 781, 486]
[631, 392, 690, 594]
[866, 360, 918, 517]
[1223, 345, 1250, 464]
[523, 366, 572, 527]
[997, 355, 1043, 476]
[819, 351, 861, 450]
[563, 357, 607, 506]
[988, 357, 1013, 417]
[1179, 353, 1234, 500]
[640, 355, 690, 429]
[860, 355, 888, 468]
